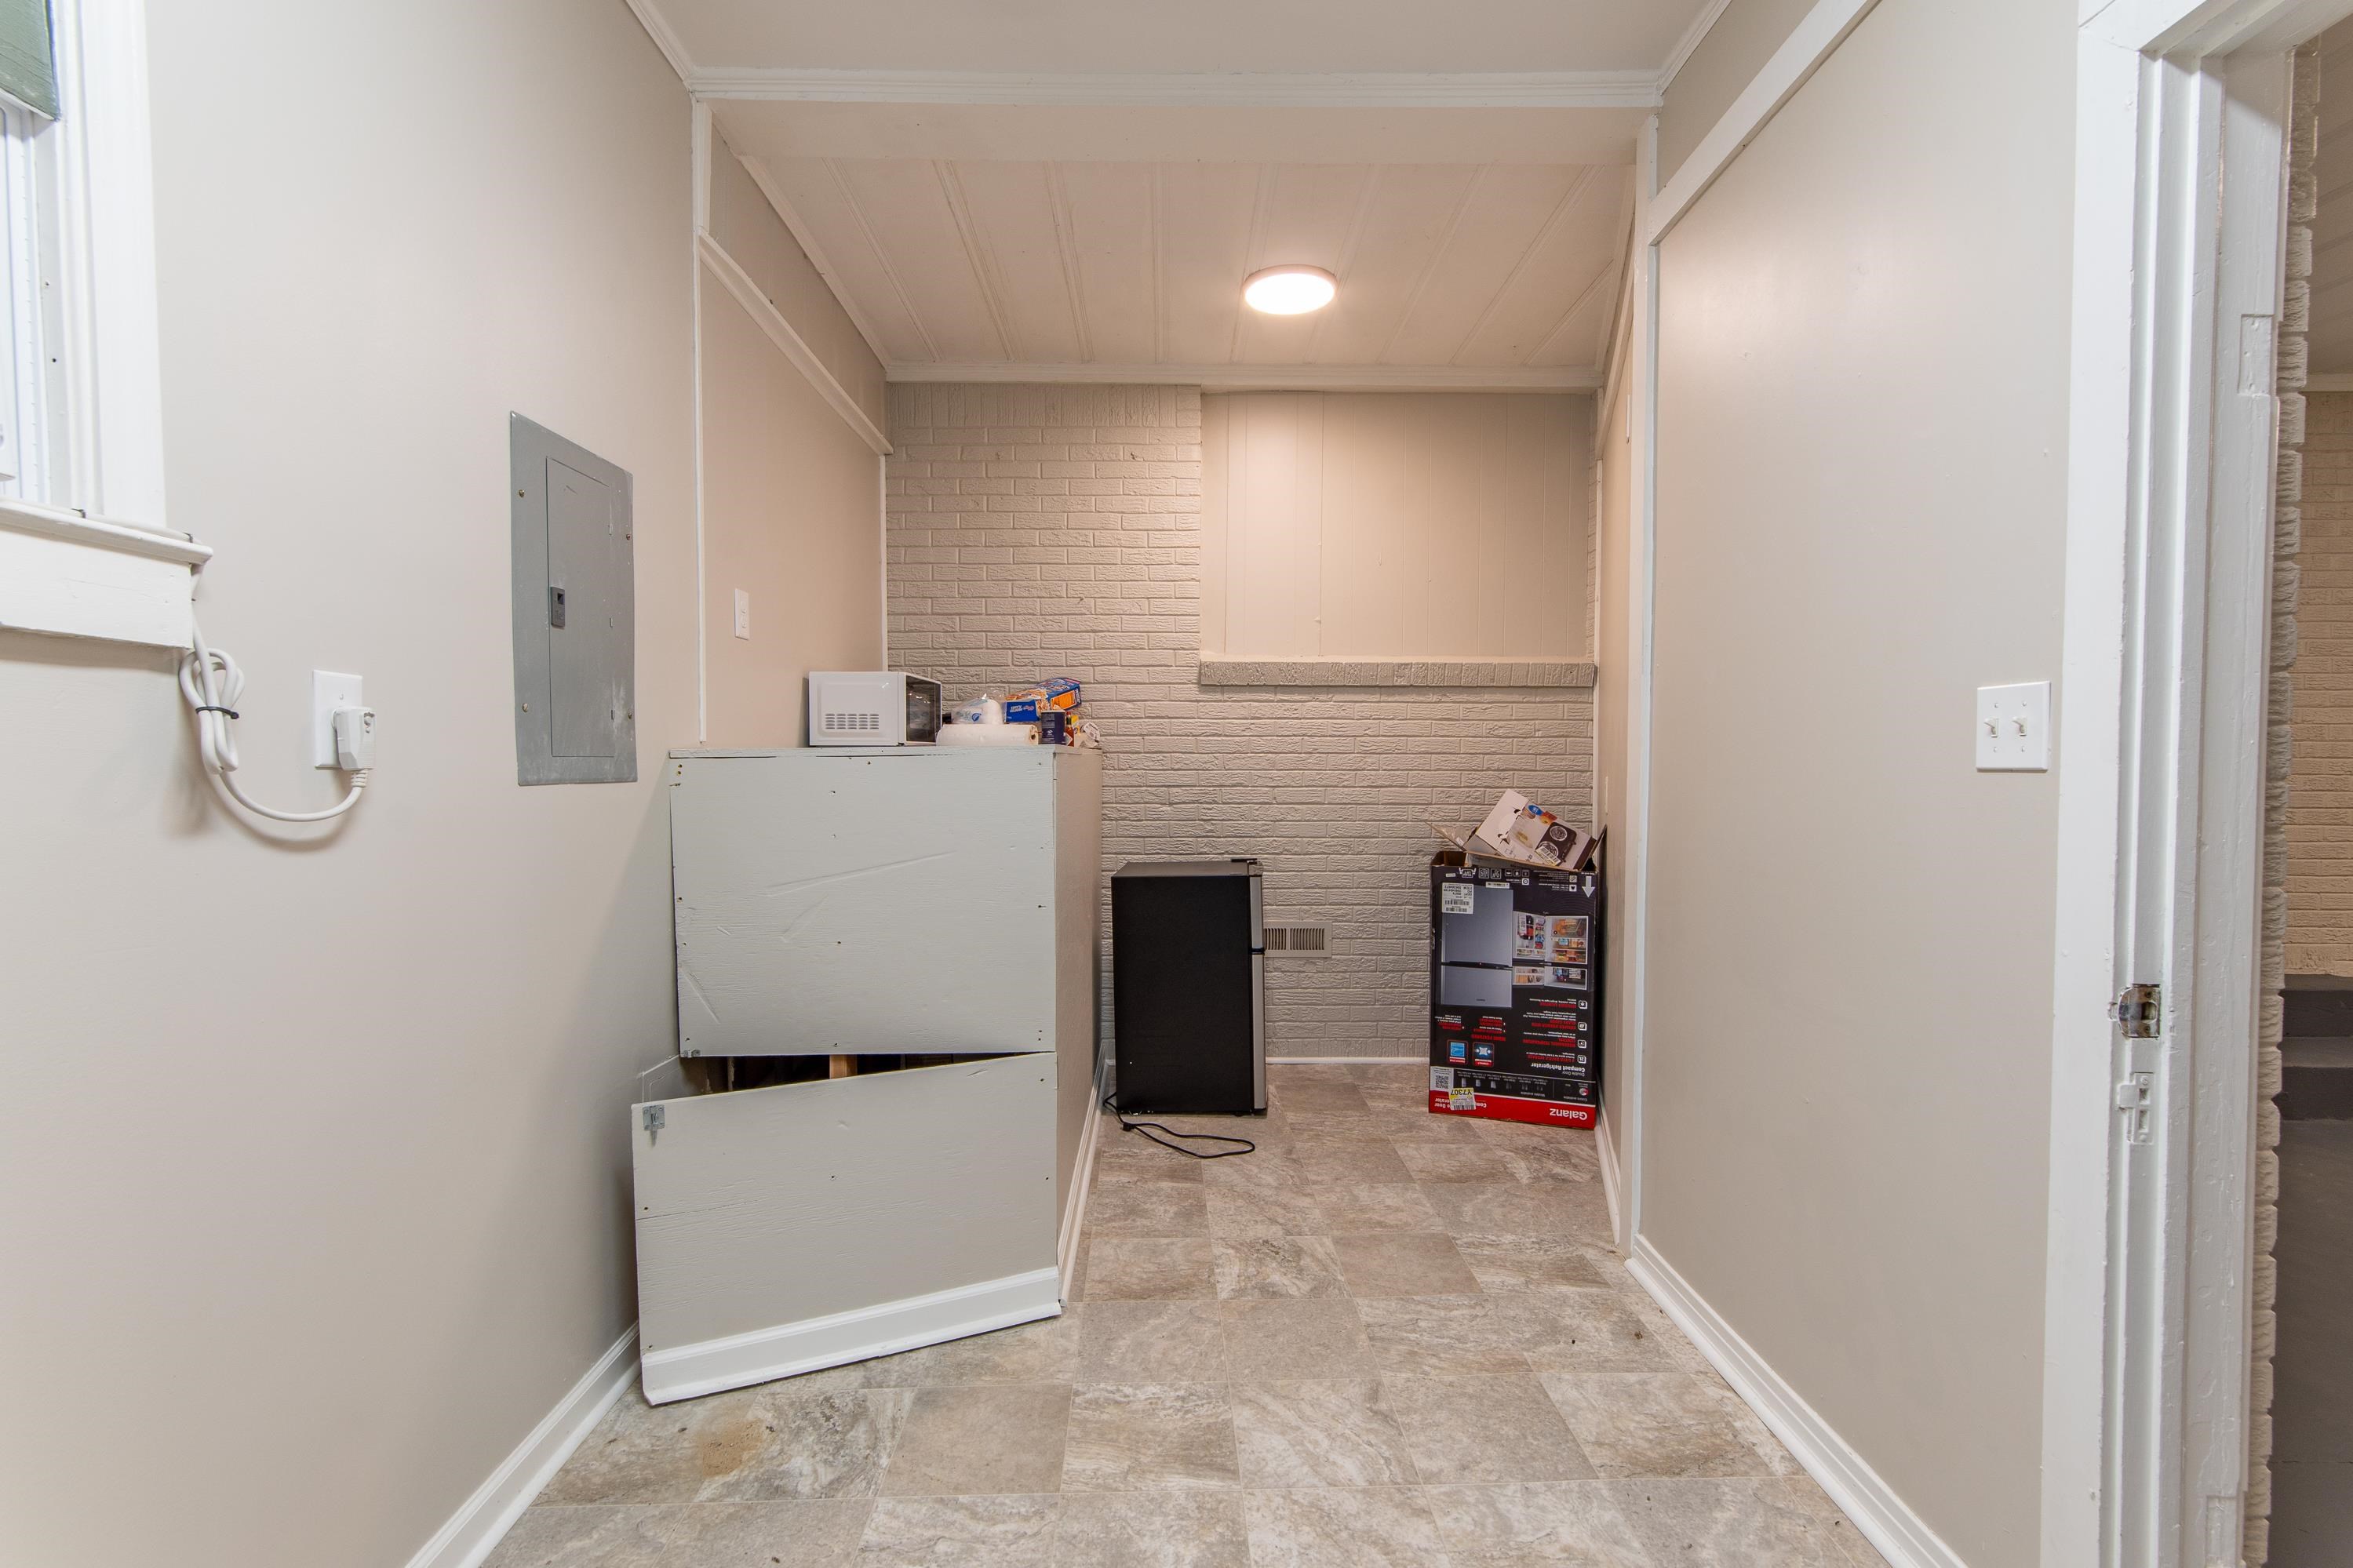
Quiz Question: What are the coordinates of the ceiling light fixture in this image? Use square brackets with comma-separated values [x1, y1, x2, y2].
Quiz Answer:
[1243, 265, 1337, 315]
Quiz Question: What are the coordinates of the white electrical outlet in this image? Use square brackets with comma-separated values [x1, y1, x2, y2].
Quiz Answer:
[733, 589, 751, 640]
[1976, 681, 2051, 772]
[311, 670, 363, 768]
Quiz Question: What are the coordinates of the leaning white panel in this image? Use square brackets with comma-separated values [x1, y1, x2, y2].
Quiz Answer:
[630, 1053, 1060, 1405]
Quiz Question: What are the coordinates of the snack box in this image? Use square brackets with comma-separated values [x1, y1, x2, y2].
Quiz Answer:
[1003, 678, 1081, 722]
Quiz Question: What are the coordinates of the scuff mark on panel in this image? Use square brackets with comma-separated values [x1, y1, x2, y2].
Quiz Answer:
[679, 960, 722, 1024]
[755, 850, 958, 897]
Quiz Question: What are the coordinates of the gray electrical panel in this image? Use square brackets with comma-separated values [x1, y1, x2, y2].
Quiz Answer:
[510, 414, 636, 784]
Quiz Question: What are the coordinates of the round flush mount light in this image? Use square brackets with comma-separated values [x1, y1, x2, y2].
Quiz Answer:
[1243, 264, 1337, 315]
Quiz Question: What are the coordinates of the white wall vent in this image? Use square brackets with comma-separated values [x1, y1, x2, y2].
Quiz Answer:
[1263, 924, 1331, 959]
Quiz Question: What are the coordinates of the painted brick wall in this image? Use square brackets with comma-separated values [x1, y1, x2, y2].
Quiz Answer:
[2290, 391, 2353, 976]
[886, 382, 1594, 1060]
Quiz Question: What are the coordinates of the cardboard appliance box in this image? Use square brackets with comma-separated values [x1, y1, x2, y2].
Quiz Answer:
[1428, 849, 1602, 1128]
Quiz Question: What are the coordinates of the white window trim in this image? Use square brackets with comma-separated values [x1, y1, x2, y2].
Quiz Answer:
[0, 0, 191, 649]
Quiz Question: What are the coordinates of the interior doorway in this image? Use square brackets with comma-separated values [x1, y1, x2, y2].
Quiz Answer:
[2271, 22, 2353, 1563]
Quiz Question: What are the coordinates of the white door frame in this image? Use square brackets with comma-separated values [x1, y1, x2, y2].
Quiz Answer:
[2053, 3, 2345, 1565]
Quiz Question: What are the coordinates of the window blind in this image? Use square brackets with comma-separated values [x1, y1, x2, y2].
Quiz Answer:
[0, 0, 55, 119]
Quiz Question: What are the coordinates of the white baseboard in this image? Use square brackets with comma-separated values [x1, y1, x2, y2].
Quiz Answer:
[639, 1268, 1063, 1405]
[1596, 1109, 1625, 1250]
[1626, 1239, 1966, 1568]
[1059, 1058, 1109, 1293]
[402, 1324, 638, 1568]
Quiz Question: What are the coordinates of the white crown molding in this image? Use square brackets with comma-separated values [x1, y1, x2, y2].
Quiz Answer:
[698, 232, 894, 455]
[1627, 1240, 1967, 1568]
[889, 362, 1602, 393]
[688, 68, 1663, 110]
[622, 0, 693, 82]
[1659, 0, 1738, 90]
[402, 1326, 638, 1568]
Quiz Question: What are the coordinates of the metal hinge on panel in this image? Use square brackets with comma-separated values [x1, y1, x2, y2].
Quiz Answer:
[2111, 982, 2162, 1038]
[2115, 1072, 2154, 1144]
[641, 1104, 665, 1144]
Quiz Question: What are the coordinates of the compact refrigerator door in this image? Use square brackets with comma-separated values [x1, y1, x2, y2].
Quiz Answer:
[1248, 866, 1266, 1111]
[1437, 881, 1516, 1008]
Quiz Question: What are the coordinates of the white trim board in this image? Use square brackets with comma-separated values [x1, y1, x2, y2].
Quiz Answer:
[639, 1268, 1062, 1405]
[0, 499, 207, 648]
[688, 68, 1663, 110]
[737, 154, 896, 371]
[697, 231, 892, 455]
[1644, 0, 1883, 246]
[887, 362, 1601, 393]
[1058, 1060, 1109, 1295]
[1627, 1241, 1967, 1568]
[1596, 1104, 1625, 1250]
[401, 1326, 638, 1568]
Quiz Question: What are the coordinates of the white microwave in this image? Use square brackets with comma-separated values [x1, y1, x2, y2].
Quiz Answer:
[807, 671, 942, 746]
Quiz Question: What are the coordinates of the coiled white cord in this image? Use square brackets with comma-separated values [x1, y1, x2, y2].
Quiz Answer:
[178, 612, 371, 823]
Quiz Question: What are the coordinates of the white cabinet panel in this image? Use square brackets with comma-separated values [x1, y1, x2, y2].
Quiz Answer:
[632, 1055, 1059, 1404]
[668, 748, 1096, 1058]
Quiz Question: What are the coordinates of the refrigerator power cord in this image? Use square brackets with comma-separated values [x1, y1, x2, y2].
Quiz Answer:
[1100, 1090, 1257, 1159]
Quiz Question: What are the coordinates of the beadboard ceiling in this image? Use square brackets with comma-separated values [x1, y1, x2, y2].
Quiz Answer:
[729, 148, 1633, 384]
[643, 0, 1725, 387]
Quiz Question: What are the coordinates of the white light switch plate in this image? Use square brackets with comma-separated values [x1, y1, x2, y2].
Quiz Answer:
[1977, 681, 2051, 772]
[311, 670, 362, 768]
[733, 588, 751, 640]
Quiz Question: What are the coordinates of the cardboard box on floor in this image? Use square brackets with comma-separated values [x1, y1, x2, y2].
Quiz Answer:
[1427, 793, 1603, 1129]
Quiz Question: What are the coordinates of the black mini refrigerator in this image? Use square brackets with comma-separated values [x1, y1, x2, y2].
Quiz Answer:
[1111, 859, 1266, 1114]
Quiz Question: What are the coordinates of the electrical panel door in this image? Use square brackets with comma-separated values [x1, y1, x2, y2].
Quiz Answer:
[510, 414, 635, 784]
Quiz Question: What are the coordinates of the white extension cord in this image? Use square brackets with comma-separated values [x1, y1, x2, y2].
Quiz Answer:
[178, 611, 373, 824]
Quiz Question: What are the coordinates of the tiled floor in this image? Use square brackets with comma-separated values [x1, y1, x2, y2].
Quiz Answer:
[490, 1062, 1885, 1566]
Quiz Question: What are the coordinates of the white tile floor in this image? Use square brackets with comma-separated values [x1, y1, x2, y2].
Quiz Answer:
[488, 1063, 1884, 1566]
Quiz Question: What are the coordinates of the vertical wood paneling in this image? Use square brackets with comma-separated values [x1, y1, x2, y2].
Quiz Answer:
[1207, 391, 1588, 659]
[1221, 391, 1324, 657]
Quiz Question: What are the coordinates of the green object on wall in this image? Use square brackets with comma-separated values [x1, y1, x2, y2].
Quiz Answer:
[0, 0, 55, 120]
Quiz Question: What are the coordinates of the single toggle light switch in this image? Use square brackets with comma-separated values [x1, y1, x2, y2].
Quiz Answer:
[1976, 682, 2052, 772]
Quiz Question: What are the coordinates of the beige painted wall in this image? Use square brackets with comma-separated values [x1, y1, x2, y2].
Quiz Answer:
[1593, 360, 1634, 1193]
[1202, 391, 1590, 659]
[1644, 0, 2071, 1563]
[1656, 0, 1818, 186]
[0, 4, 694, 1566]
[2289, 392, 2353, 974]
[707, 126, 887, 435]
[700, 133, 886, 748]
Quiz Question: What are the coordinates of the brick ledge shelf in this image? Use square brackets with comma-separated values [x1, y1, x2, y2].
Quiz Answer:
[1197, 657, 1597, 689]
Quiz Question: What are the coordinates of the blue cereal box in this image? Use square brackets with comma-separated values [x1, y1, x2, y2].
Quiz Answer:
[1002, 678, 1081, 722]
